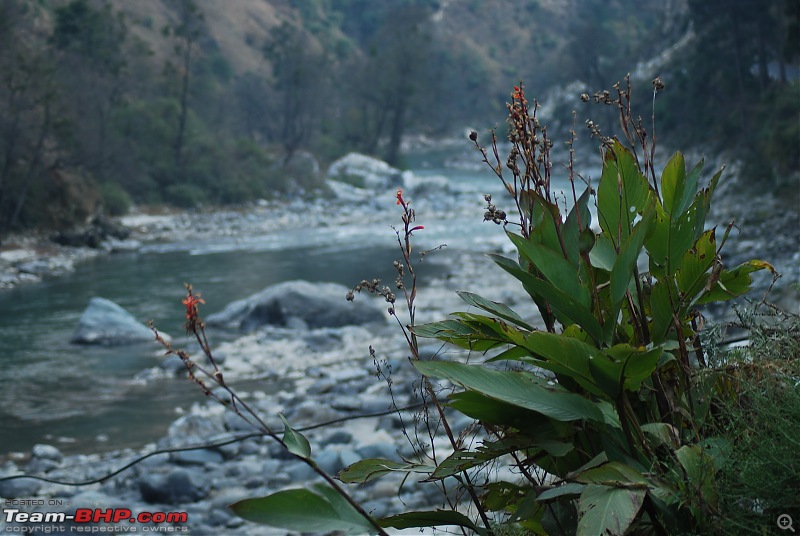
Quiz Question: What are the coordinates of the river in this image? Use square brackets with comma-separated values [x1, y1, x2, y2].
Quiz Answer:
[0, 145, 538, 459]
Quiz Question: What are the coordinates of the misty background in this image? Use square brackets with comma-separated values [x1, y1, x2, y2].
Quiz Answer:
[0, 0, 797, 233]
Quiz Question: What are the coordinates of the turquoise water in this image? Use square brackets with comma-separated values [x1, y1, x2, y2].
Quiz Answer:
[0, 241, 417, 457]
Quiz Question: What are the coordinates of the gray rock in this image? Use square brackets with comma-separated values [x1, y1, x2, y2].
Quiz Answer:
[31, 444, 64, 463]
[284, 461, 315, 482]
[206, 280, 384, 331]
[322, 430, 353, 446]
[339, 448, 362, 469]
[168, 414, 224, 443]
[71, 297, 157, 345]
[356, 443, 399, 461]
[170, 448, 224, 466]
[326, 153, 403, 190]
[315, 449, 344, 476]
[139, 468, 207, 504]
[0, 478, 41, 498]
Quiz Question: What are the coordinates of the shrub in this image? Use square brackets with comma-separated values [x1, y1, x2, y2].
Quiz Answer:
[98, 182, 133, 216]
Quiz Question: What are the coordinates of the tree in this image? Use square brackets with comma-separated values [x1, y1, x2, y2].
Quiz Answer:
[0, 0, 59, 231]
[50, 0, 128, 179]
[163, 0, 206, 184]
[263, 21, 330, 166]
[341, 5, 434, 166]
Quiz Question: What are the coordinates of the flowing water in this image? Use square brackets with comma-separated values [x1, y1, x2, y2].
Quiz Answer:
[0, 146, 582, 458]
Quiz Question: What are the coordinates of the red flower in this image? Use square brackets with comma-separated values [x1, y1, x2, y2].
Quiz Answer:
[396, 188, 405, 207]
[512, 85, 527, 104]
[182, 294, 205, 321]
[409, 225, 424, 233]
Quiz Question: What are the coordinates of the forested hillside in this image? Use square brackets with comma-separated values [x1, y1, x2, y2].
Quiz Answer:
[0, 0, 796, 232]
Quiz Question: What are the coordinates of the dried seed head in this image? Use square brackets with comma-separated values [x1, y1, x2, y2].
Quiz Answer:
[652, 76, 665, 92]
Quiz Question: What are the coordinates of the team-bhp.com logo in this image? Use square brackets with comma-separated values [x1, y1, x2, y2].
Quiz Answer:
[3, 505, 188, 533]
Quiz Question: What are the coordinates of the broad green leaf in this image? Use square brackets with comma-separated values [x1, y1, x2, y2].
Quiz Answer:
[646, 202, 697, 276]
[414, 360, 605, 423]
[230, 488, 373, 533]
[520, 331, 607, 398]
[575, 462, 649, 487]
[649, 279, 679, 343]
[587, 353, 623, 399]
[490, 254, 605, 344]
[563, 185, 594, 265]
[486, 345, 532, 363]
[577, 484, 646, 536]
[280, 414, 311, 459]
[525, 190, 563, 254]
[451, 312, 529, 347]
[590, 233, 618, 272]
[641, 423, 680, 449]
[430, 448, 505, 480]
[379, 510, 485, 534]
[609, 201, 655, 307]
[660, 152, 687, 217]
[679, 157, 705, 216]
[696, 259, 776, 304]
[508, 231, 592, 309]
[597, 141, 651, 246]
[448, 390, 541, 427]
[676, 228, 717, 301]
[691, 165, 723, 241]
[675, 445, 719, 506]
[457, 290, 534, 330]
[411, 319, 507, 351]
[620, 347, 662, 392]
[338, 459, 432, 484]
[537, 482, 588, 501]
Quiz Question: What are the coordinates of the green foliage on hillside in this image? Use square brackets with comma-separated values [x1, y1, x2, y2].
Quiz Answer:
[0, 0, 795, 233]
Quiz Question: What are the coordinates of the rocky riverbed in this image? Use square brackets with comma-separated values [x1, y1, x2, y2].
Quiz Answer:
[0, 152, 796, 535]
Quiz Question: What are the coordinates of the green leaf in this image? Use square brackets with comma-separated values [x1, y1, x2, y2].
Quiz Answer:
[676, 228, 717, 301]
[609, 201, 655, 307]
[457, 290, 534, 330]
[379, 510, 485, 534]
[280, 414, 311, 459]
[508, 231, 592, 309]
[519, 331, 607, 398]
[641, 423, 680, 449]
[577, 484, 646, 536]
[448, 390, 539, 428]
[660, 152, 686, 217]
[537, 482, 588, 501]
[696, 259, 776, 304]
[411, 318, 507, 351]
[338, 458, 432, 484]
[597, 141, 651, 246]
[575, 462, 649, 487]
[590, 233, 618, 272]
[230, 488, 373, 533]
[563, 185, 594, 264]
[489, 254, 605, 344]
[646, 202, 697, 277]
[414, 360, 605, 423]
[430, 449, 500, 480]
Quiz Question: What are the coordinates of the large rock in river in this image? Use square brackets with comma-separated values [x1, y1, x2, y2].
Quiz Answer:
[326, 153, 403, 190]
[206, 280, 384, 331]
[72, 297, 155, 345]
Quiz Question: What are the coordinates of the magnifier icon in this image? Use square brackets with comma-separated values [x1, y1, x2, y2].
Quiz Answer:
[779, 514, 795, 532]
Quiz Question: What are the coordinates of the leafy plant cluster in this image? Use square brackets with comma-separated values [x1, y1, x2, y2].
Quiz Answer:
[154, 77, 793, 535]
